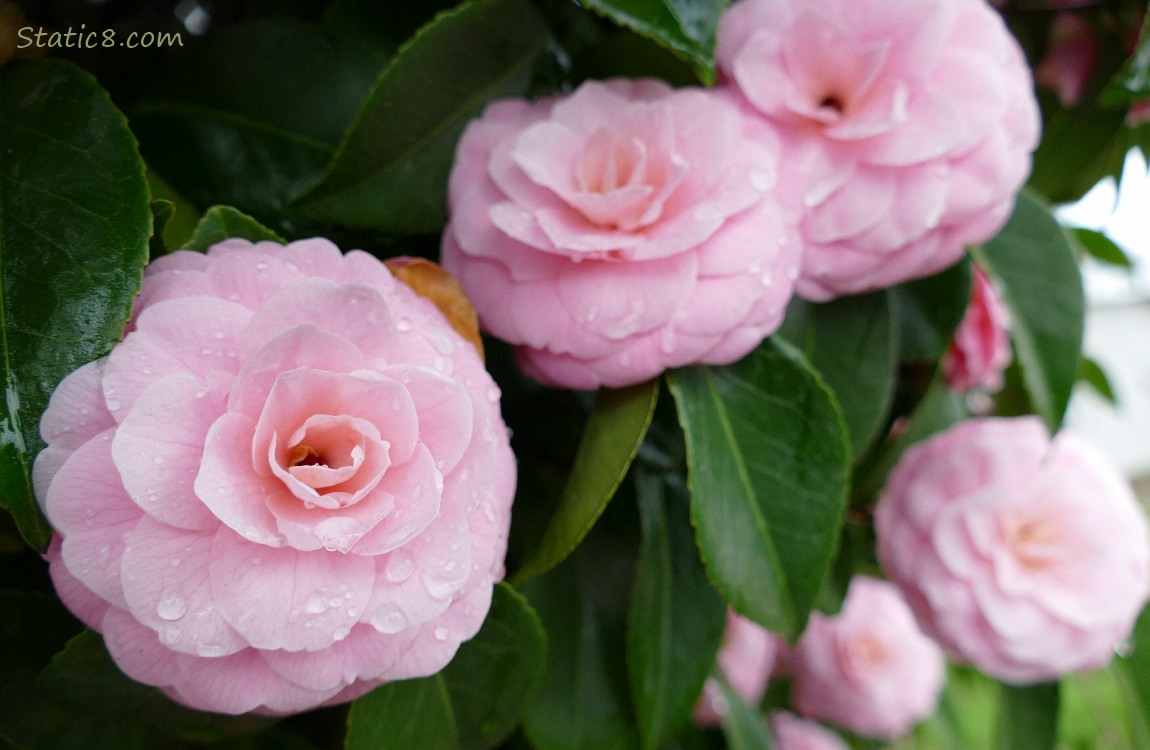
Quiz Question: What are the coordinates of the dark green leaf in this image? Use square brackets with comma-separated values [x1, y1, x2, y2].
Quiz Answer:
[778, 292, 897, 459]
[146, 169, 201, 252]
[38, 629, 271, 743]
[149, 200, 176, 257]
[346, 677, 458, 750]
[322, 0, 459, 59]
[667, 339, 849, 640]
[513, 380, 659, 585]
[1078, 356, 1117, 405]
[1117, 605, 1150, 743]
[576, 0, 728, 84]
[627, 471, 726, 750]
[1101, 8, 1150, 105]
[443, 584, 547, 750]
[1028, 105, 1129, 204]
[346, 584, 546, 750]
[1071, 228, 1134, 269]
[888, 258, 972, 363]
[182, 205, 285, 252]
[0, 59, 151, 550]
[717, 678, 773, 750]
[522, 540, 640, 750]
[133, 20, 382, 226]
[992, 682, 1059, 750]
[853, 379, 966, 503]
[294, 0, 550, 234]
[974, 192, 1084, 432]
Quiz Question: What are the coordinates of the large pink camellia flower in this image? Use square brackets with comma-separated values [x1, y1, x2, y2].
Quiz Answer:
[876, 417, 1150, 684]
[769, 712, 849, 750]
[790, 576, 945, 739]
[716, 0, 1040, 300]
[440, 79, 801, 389]
[33, 239, 516, 714]
[942, 265, 1012, 394]
[693, 610, 778, 725]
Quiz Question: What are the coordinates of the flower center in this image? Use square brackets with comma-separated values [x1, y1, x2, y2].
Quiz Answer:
[576, 129, 651, 195]
[1004, 514, 1065, 572]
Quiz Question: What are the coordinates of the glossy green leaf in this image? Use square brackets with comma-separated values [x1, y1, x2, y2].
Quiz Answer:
[181, 206, 285, 252]
[294, 0, 550, 233]
[974, 192, 1084, 432]
[1078, 356, 1117, 405]
[1101, 8, 1150, 105]
[577, 0, 728, 83]
[993, 682, 1059, 750]
[667, 339, 850, 639]
[1028, 105, 1129, 204]
[717, 678, 773, 750]
[346, 584, 546, 750]
[779, 292, 897, 459]
[133, 20, 382, 226]
[442, 584, 547, 750]
[854, 378, 966, 502]
[322, 0, 459, 58]
[1072, 227, 1134, 269]
[888, 258, 972, 363]
[0, 59, 151, 550]
[347, 677, 458, 750]
[522, 540, 640, 750]
[1117, 605, 1150, 743]
[149, 200, 176, 257]
[627, 471, 726, 750]
[513, 380, 659, 585]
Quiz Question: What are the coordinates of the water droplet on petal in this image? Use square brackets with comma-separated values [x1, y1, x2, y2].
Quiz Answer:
[197, 642, 229, 657]
[433, 626, 449, 642]
[333, 625, 351, 641]
[370, 605, 408, 634]
[386, 550, 415, 582]
[157, 593, 188, 621]
[749, 169, 773, 192]
[306, 594, 328, 614]
[106, 400, 121, 411]
[396, 317, 413, 332]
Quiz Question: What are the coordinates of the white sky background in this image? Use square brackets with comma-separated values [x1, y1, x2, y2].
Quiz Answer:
[1056, 149, 1150, 477]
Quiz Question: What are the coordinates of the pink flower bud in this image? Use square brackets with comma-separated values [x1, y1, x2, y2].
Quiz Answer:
[942, 266, 1012, 393]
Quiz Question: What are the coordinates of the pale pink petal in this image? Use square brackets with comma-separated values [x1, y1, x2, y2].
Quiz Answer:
[262, 624, 418, 692]
[47, 430, 142, 610]
[120, 516, 246, 657]
[195, 412, 283, 546]
[209, 527, 376, 652]
[112, 371, 229, 530]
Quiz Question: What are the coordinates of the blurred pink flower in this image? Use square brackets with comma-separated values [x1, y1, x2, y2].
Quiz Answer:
[876, 417, 1150, 683]
[34, 239, 516, 714]
[790, 576, 945, 739]
[942, 265, 1012, 393]
[440, 79, 801, 389]
[715, 0, 1040, 300]
[693, 610, 778, 725]
[1034, 12, 1098, 107]
[770, 712, 849, 750]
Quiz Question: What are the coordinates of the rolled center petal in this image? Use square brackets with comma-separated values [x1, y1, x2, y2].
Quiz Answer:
[269, 414, 389, 510]
[1002, 512, 1066, 572]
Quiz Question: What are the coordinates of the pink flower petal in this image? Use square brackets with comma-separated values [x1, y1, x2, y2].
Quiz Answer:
[120, 516, 247, 657]
[209, 527, 376, 652]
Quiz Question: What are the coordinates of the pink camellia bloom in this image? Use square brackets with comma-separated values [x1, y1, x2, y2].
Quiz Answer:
[715, 0, 1040, 301]
[1034, 12, 1098, 108]
[769, 712, 849, 750]
[942, 265, 1012, 393]
[440, 78, 801, 389]
[33, 239, 516, 714]
[790, 576, 945, 739]
[693, 610, 778, 725]
[876, 417, 1150, 684]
